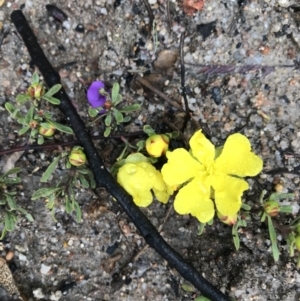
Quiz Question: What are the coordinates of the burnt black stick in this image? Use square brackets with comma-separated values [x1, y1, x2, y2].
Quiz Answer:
[11, 10, 230, 301]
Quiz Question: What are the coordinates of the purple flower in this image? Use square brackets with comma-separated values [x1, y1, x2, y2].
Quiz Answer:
[87, 81, 107, 108]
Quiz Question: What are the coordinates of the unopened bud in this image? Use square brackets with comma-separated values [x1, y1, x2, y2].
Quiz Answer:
[39, 124, 56, 137]
[27, 83, 45, 99]
[29, 120, 39, 129]
[263, 200, 280, 217]
[217, 211, 237, 225]
[69, 147, 86, 167]
[146, 134, 169, 158]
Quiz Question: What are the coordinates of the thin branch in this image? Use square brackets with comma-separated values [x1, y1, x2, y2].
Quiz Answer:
[11, 10, 230, 301]
[141, 0, 154, 36]
[179, 33, 189, 115]
[166, 0, 172, 33]
[136, 76, 184, 112]
[0, 131, 145, 156]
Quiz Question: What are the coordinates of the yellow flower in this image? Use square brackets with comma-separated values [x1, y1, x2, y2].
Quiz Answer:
[146, 134, 169, 157]
[117, 153, 173, 207]
[161, 130, 263, 223]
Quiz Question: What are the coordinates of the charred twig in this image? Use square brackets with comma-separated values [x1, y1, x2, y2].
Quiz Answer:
[185, 61, 300, 77]
[11, 10, 230, 301]
[133, 203, 174, 262]
[0, 131, 145, 156]
[162, 117, 189, 148]
[141, 0, 154, 36]
[179, 33, 191, 132]
[136, 76, 184, 112]
[166, 0, 172, 32]
[179, 33, 189, 115]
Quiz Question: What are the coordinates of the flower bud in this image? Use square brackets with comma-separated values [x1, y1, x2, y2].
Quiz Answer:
[27, 83, 45, 99]
[146, 134, 169, 158]
[295, 235, 300, 252]
[29, 120, 39, 129]
[217, 211, 237, 225]
[69, 147, 86, 166]
[263, 200, 280, 217]
[39, 124, 56, 137]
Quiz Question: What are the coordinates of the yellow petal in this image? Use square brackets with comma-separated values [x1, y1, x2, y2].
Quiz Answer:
[189, 130, 215, 165]
[214, 133, 263, 177]
[137, 162, 165, 191]
[162, 149, 203, 187]
[153, 188, 170, 204]
[132, 190, 153, 207]
[212, 174, 248, 216]
[174, 178, 215, 223]
[117, 163, 152, 191]
[117, 163, 153, 207]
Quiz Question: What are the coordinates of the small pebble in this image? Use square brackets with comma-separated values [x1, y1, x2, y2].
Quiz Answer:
[5, 251, 14, 261]
[40, 263, 51, 274]
[33, 288, 45, 299]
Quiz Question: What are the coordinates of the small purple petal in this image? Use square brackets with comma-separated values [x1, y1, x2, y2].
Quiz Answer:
[87, 81, 107, 108]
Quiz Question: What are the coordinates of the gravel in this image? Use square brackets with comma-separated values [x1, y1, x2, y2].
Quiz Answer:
[1, 0, 300, 300]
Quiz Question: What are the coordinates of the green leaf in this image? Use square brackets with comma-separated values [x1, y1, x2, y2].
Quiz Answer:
[111, 82, 120, 104]
[88, 107, 98, 117]
[104, 127, 112, 137]
[3, 167, 21, 177]
[32, 72, 40, 84]
[45, 119, 73, 134]
[77, 167, 89, 175]
[194, 297, 211, 301]
[24, 106, 34, 125]
[267, 216, 280, 261]
[269, 192, 294, 201]
[143, 125, 156, 136]
[260, 211, 266, 222]
[42, 95, 61, 105]
[37, 136, 44, 145]
[123, 116, 131, 123]
[31, 187, 61, 200]
[65, 198, 73, 214]
[197, 222, 206, 235]
[119, 104, 141, 113]
[5, 102, 16, 114]
[46, 198, 56, 210]
[41, 156, 61, 182]
[74, 201, 82, 223]
[40, 122, 51, 129]
[113, 94, 123, 106]
[18, 126, 30, 136]
[136, 140, 145, 152]
[44, 84, 62, 97]
[181, 284, 194, 293]
[105, 113, 112, 127]
[6, 195, 17, 210]
[4, 214, 16, 232]
[16, 94, 31, 104]
[25, 213, 34, 222]
[241, 203, 252, 211]
[232, 221, 243, 250]
[112, 108, 123, 124]
[287, 233, 295, 256]
[259, 190, 267, 204]
[78, 174, 89, 188]
[280, 205, 293, 214]
[87, 171, 96, 188]
[3, 178, 21, 185]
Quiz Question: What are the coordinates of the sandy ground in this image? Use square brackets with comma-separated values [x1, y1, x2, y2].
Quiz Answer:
[1, 0, 300, 300]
